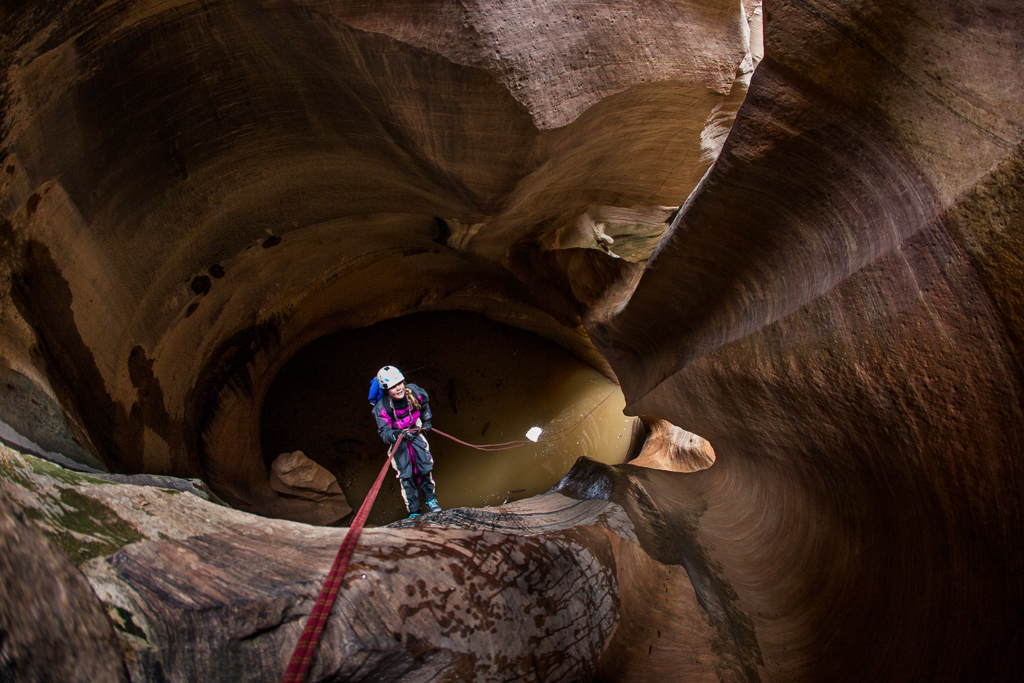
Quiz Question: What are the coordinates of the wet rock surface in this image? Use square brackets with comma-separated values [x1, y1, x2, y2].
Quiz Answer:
[1, 446, 737, 681]
[1, 0, 1023, 681]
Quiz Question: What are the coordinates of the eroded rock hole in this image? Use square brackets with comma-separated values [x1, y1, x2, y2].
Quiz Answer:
[261, 311, 634, 525]
[626, 417, 716, 473]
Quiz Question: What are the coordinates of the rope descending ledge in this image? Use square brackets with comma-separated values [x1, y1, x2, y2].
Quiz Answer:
[281, 388, 617, 681]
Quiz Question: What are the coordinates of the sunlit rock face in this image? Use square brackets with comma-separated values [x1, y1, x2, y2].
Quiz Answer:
[2, 0, 1024, 681]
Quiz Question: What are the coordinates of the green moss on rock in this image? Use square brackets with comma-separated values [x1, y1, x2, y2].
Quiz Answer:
[27, 454, 113, 487]
[34, 488, 145, 565]
[109, 605, 147, 641]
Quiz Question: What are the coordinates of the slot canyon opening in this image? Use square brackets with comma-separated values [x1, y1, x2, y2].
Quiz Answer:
[260, 311, 636, 525]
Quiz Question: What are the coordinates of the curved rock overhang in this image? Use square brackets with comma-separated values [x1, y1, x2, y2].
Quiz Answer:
[2, 0, 1023, 681]
[1, 0, 756, 508]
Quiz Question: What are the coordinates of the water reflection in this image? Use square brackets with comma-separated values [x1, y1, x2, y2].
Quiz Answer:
[439, 373, 630, 511]
[261, 312, 633, 525]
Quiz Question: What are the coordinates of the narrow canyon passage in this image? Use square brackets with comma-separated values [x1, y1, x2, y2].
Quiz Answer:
[2, 0, 1024, 681]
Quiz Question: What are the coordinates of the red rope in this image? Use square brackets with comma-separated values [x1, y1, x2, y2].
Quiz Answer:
[429, 388, 618, 451]
[280, 387, 617, 680]
[281, 433, 406, 683]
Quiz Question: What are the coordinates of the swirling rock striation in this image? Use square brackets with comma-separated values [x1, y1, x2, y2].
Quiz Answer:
[1, 0, 759, 513]
[589, 0, 1024, 680]
[1, 0, 1023, 681]
[1, 447, 741, 681]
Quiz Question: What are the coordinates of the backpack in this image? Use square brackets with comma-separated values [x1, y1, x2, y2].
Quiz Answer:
[367, 377, 384, 405]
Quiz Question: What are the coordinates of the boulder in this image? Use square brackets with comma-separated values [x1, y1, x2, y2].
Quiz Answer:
[270, 451, 344, 501]
[267, 451, 352, 526]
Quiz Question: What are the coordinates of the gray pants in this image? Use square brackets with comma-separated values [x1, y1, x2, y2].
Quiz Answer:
[398, 471, 437, 515]
[388, 432, 435, 514]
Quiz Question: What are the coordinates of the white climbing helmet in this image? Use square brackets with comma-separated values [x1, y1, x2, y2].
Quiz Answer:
[376, 365, 405, 389]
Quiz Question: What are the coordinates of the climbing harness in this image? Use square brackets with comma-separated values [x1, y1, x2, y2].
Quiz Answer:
[280, 387, 617, 681]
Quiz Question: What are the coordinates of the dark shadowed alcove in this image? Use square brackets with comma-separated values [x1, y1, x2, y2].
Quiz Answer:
[261, 311, 632, 524]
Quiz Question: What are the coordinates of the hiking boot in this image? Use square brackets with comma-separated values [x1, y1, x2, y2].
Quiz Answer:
[425, 498, 442, 513]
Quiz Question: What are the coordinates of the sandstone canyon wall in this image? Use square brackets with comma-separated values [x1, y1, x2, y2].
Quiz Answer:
[2, 0, 1023, 681]
[588, 1, 1024, 678]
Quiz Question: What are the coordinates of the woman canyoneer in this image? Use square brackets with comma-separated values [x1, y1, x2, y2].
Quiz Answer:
[372, 366, 442, 518]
